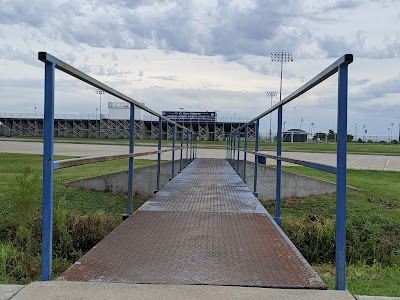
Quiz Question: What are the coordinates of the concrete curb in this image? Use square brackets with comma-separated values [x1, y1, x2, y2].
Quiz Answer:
[355, 296, 400, 300]
[0, 284, 25, 300]
[11, 282, 356, 300]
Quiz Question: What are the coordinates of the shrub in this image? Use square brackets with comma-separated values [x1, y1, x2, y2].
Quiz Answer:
[282, 214, 400, 266]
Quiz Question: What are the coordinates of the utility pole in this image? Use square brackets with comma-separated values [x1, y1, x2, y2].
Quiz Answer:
[398, 117, 400, 142]
[362, 125, 366, 142]
[271, 52, 293, 103]
[96, 89, 105, 138]
[265, 91, 278, 142]
[391, 123, 394, 142]
[95, 89, 105, 120]
[355, 124, 357, 141]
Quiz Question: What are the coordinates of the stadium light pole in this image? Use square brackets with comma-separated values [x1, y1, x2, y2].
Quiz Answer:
[362, 124, 366, 142]
[293, 106, 296, 128]
[391, 123, 394, 142]
[95, 89, 105, 120]
[265, 91, 278, 142]
[95, 89, 105, 138]
[355, 124, 357, 141]
[179, 107, 184, 123]
[398, 117, 400, 142]
[271, 51, 293, 128]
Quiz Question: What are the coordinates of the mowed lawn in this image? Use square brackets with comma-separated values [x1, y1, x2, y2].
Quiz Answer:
[0, 152, 399, 296]
[0, 153, 157, 221]
[2, 136, 400, 155]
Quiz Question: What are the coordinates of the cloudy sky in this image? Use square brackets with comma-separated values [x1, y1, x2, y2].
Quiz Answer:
[1, 0, 399, 139]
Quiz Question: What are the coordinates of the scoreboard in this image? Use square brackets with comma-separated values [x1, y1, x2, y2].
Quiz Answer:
[162, 111, 216, 122]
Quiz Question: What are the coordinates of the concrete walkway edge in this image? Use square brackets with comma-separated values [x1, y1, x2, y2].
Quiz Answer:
[10, 281, 356, 300]
[0, 284, 24, 300]
[7, 282, 400, 300]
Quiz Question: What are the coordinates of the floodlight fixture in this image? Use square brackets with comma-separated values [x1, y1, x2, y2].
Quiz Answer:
[271, 52, 293, 63]
[271, 52, 293, 103]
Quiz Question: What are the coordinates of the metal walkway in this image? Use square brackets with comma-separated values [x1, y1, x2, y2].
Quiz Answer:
[60, 158, 326, 289]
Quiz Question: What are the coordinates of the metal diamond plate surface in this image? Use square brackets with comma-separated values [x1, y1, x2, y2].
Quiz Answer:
[60, 158, 327, 289]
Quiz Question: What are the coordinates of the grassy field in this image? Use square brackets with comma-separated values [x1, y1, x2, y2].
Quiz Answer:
[0, 153, 157, 217]
[261, 166, 400, 295]
[0, 153, 156, 283]
[2, 136, 400, 155]
[0, 153, 399, 295]
[278, 167, 400, 222]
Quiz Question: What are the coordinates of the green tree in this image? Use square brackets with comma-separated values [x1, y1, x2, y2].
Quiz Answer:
[327, 129, 336, 142]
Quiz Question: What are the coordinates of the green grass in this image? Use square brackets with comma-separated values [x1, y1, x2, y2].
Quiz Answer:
[0, 153, 157, 217]
[274, 167, 400, 222]
[0, 153, 157, 283]
[1, 153, 399, 295]
[315, 263, 400, 297]
[260, 166, 400, 296]
[2, 136, 400, 155]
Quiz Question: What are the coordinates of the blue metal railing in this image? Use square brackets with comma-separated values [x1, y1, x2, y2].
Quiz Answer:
[227, 54, 353, 290]
[38, 52, 196, 281]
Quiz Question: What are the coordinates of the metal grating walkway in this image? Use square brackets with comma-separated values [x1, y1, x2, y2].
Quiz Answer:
[60, 158, 327, 289]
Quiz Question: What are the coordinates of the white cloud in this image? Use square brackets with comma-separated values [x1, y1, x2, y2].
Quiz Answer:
[0, 0, 399, 136]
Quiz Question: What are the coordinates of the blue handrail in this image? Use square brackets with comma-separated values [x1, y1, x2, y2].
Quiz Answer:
[38, 52, 196, 281]
[227, 54, 353, 290]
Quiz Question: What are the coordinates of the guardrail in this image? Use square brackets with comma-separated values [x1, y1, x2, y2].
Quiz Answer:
[227, 54, 353, 290]
[38, 52, 196, 281]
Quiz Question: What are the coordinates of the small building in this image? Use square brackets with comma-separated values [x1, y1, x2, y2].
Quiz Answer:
[283, 129, 308, 142]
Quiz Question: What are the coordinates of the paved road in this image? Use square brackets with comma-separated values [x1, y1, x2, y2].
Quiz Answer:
[1, 140, 399, 171]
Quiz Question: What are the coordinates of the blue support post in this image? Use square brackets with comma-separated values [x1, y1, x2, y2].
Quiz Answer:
[194, 134, 197, 158]
[185, 131, 189, 167]
[127, 104, 135, 215]
[275, 105, 283, 225]
[243, 126, 248, 183]
[226, 134, 231, 162]
[229, 133, 233, 164]
[226, 135, 229, 160]
[156, 117, 162, 192]
[190, 132, 193, 161]
[226, 135, 229, 159]
[171, 124, 176, 179]
[180, 129, 184, 172]
[233, 132, 236, 166]
[236, 131, 240, 176]
[192, 133, 195, 160]
[41, 61, 55, 281]
[253, 120, 259, 197]
[335, 64, 349, 291]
